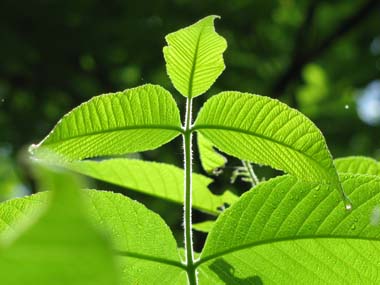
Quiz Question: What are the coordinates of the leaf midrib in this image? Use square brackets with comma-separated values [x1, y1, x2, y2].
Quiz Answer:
[196, 235, 380, 267]
[193, 124, 330, 176]
[115, 250, 186, 271]
[187, 20, 206, 98]
[43, 124, 184, 145]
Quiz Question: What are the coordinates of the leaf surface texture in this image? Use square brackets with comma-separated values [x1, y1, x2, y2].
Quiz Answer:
[163, 15, 227, 98]
[68, 158, 237, 215]
[34, 84, 182, 161]
[335, 156, 380, 176]
[195, 91, 340, 187]
[198, 174, 380, 284]
[0, 189, 187, 284]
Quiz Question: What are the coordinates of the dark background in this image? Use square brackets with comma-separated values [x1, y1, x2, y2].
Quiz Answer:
[1, 0, 379, 250]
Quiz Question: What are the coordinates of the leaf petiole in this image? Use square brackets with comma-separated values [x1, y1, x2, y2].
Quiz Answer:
[183, 97, 197, 284]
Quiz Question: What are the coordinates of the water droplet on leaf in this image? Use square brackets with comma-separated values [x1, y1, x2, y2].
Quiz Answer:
[341, 191, 353, 211]
[343, 195, 353, 211]
[345, 202, 353, 211]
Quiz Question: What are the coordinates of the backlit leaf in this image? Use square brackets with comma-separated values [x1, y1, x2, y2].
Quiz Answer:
[335, 156, 380, 176]
[194, 91, 341, 189]
[0, 169, 119, 285]
[163, 15, 227, 98]
[198, 174, 380, 284]
[197, 133, 227, 175]
[68, 158, 238, 215]
[31, 84, 182, 161]
[192, 220, 215, 233]
[0, 189, 188, 284]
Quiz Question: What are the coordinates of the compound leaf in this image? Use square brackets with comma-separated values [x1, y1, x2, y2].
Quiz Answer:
[0, 189, 187, 284]
[68, 158, 237, 215]
[163, 15, 227, 98]
[335, 156, 380, 176]
[198, 174, 380, 284]
[31, 84, 182, 161]
[0, 169, 119, 285]
[194, 92, 340, 189]
[197, 133, 227, 175]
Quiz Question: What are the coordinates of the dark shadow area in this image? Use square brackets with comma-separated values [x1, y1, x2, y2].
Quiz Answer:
[209, 258, 263, 285]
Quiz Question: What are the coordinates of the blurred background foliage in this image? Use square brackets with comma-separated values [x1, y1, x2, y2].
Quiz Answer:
[0, 0, 379, 249]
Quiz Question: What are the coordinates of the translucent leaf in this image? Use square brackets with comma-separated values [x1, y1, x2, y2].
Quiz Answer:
[197, 133, 227, 175]
[0, 189, 188, 284]
[197, 174, 380, 284]
[68, 158, 238, 215]
[163, 15, 227, 98]
[335, 156, 380, 176]
[192, 220, 215, 233]
[0, 169, 119, 285]
[31, 84, 182, 161]
[194, 91, 340, 189]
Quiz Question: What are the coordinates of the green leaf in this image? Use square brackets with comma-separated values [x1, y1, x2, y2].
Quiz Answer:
[0, 169, 119, 285]
[0, 155, 24, 201]
[85, 190, 187, 284]
[335, 156, 380, 176]
[163, 15, 227, 98]
[68, 158, 238, 215]
[31, 84, 182, 161]
[194, 91, 340, 188]
[197, 174, 380, 284]
[192, 220, 215, 233]
[197, 133, 227, 175]
[0, 189, 188, 284]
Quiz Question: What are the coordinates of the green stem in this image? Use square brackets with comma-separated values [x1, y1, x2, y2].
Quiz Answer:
[242, 160, 259, 187]
[183, 97, 197, 285]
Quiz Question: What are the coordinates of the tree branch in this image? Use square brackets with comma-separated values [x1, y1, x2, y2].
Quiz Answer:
[271, 0, 379, 101]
